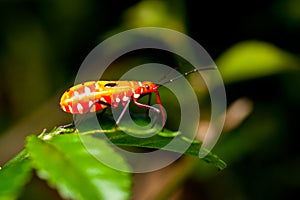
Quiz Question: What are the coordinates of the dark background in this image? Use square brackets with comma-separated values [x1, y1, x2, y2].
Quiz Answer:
[0, 0, 299, 199]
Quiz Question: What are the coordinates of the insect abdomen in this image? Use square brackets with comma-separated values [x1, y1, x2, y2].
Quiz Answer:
[60, 81, 112, 114]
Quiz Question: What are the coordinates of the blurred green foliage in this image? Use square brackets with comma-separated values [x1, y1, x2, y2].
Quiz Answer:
[26, 134, 131, 200]
[0, 0, 299, 199]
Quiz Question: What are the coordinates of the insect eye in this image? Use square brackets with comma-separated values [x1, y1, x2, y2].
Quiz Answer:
[145, 84, 150, 90]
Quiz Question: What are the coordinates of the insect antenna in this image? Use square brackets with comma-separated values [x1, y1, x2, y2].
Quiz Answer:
[156, 66, 178, 84]
[158, 66, 217, 87]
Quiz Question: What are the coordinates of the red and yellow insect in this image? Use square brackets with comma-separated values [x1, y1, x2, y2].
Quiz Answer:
[59, 67, 215, 127]
[60, 80, 164, 126]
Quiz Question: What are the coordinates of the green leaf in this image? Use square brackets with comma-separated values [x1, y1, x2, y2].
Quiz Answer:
[217, 40, 299, 83]
[82, 128, 226, 170]
[0, 150, 32, 200]
[123, 0, 186, 32]
[57, 115, 227, 170]
[26, 134, 132, 200]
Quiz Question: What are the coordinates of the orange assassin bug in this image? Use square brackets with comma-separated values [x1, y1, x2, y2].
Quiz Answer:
[59, 66, 216, 128]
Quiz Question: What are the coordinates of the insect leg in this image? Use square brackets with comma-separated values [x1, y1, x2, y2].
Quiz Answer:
[94, 100, 111, 108]
[94, 100, 111, 117]
[59, 100, 111, 133]
[57, 114, 78, 133]
[115, 99, 130, 126]
[96, 107, 108, 118]
[58, 121, 75, 129]
[154, 91, 166, 125]
[133, 98, 161, 128]
[73, 100, 110, 125]
[146, 93, 152, 118]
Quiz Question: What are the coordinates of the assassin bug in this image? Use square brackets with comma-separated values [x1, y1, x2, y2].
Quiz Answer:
[59, 66, 216, 129]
